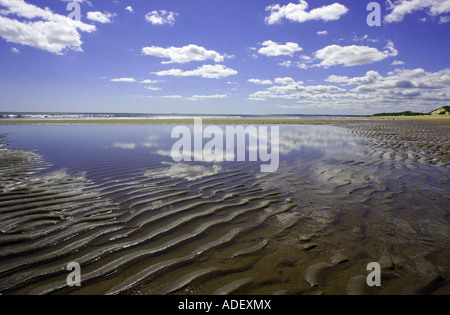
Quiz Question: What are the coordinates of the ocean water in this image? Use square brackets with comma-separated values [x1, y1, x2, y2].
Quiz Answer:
[0, 112, 360, 120]
[0, 122, 448, 295]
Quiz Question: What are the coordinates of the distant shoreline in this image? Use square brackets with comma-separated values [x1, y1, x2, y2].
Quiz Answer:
[1, 116, 449, 125]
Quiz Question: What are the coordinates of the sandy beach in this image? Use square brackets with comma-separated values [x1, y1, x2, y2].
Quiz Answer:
[0, 116, 449, 125]
[0, 119, 449, 295]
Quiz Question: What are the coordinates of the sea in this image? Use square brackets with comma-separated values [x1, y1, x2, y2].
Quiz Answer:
[0, 112, 361, 120]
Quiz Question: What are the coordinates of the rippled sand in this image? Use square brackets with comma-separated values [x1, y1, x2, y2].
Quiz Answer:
[0, 121, 448, 295]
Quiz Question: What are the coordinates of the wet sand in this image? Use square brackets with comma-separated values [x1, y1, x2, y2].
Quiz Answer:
[0, 120, 449, 295]
[368, 116, 450, 126]
[0, 116, 449, 125]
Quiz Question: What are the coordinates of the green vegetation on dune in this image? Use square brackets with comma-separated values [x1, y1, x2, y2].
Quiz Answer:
[372, 106, 449, 117]
[430, 106, 450, 115]
[372, 111, 430, 117]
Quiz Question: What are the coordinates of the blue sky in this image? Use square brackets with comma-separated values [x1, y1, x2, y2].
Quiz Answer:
[0, 0, 449, 115]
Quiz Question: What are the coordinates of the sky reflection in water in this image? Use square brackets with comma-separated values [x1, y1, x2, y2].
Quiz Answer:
[0, 124, 363, 181]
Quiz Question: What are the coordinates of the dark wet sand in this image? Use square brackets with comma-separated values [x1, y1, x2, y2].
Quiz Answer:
[369, 116, 450, 125]
[0, 120, 448, 295]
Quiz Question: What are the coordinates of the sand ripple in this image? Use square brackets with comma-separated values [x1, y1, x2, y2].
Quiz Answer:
[0, 122, 449, 295]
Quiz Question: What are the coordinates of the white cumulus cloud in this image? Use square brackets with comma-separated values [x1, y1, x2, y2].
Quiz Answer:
[0, 0, 95, 55]
[248, 79, 273, 85]
[314, 41, 398, 67]
[258, 40, 303, 57]
[248, 68, 450, 113]
[385, 0, 450, 23]
[153, 64, 238, 79]
[265, 0, 349, 24]
[142, 44, 224, 64]
[274, 77, 298, 85]
[326, 71, 382, 85]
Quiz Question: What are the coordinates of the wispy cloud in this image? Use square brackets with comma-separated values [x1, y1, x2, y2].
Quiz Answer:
[391, 60, 405, 65]
[186, 94, 228, 101]
[86, 11, 116, 24]
[145, 10, 177, 25]
[162, 95, 183, 99]
[113, 142, 136, 150]
[153, 64, 237, 79]
[144, 86, 161, 91]
[110, 78, 136, 83]
[140, 79, 162, 84]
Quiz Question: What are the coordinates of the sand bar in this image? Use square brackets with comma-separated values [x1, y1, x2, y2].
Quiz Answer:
[0, 118, 354, 125]
[1, 116, 449, 125]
